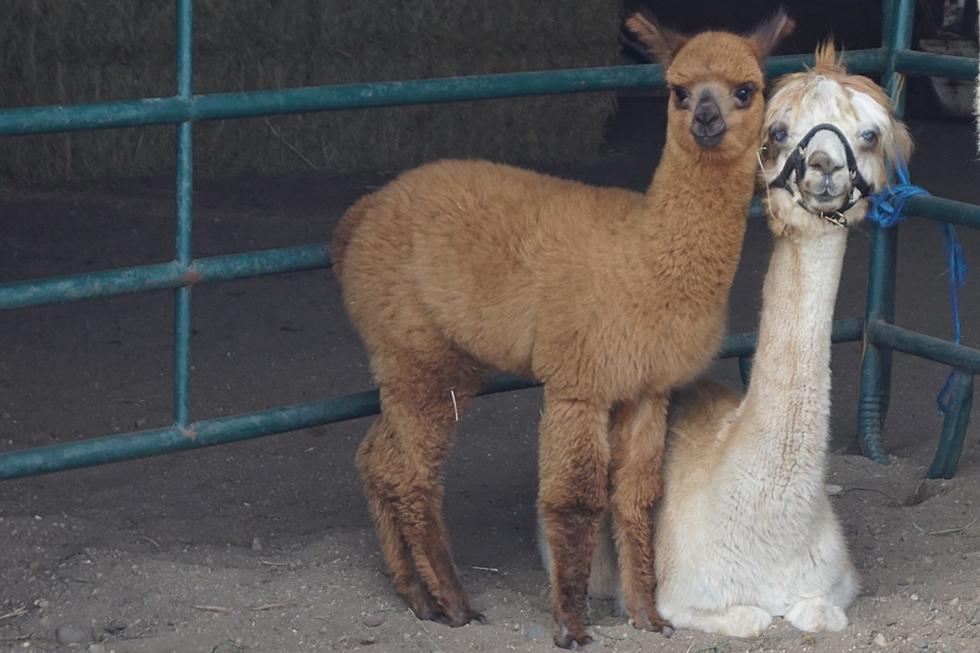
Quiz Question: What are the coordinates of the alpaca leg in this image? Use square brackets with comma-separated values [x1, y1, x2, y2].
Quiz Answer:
[588, 511, 623, 604]
[538, 509, 622, 604]
[357, 417, 444, 622]
[538, 390, 612, 649]
[372, 362, 484, 627]
[666, 605, 772, 638]
[785, 597, 848, 633]
[609, 394, 671, 633]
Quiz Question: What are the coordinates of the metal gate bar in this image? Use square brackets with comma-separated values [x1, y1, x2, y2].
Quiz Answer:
[174, 0, 193, 430]
[1, 197, 978, 312]
[857, 0, 978, 478]
[856, 0, 913, 464]
[0, 52, 891, 138]
[0, 0, 977, 481]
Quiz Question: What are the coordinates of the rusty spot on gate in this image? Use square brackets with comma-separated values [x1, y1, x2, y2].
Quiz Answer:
[178, 267, 202, 285]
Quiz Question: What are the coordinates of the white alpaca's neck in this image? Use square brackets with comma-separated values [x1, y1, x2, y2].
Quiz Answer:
[732, 225, 848, 481]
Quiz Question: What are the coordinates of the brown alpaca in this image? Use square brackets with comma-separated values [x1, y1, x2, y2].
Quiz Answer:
[332, 11, 792, 648]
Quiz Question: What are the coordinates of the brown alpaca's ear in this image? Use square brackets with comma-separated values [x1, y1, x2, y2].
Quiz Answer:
[625, 12, 689, 66]
[745, 7, 796, 61]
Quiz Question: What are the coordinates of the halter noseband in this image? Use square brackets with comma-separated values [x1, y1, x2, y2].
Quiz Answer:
[766, 123, 873, 227]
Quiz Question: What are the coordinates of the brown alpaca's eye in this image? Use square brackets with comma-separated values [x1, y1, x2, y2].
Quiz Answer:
[673, 86, 690, 105]
[733, 83, 756, 107]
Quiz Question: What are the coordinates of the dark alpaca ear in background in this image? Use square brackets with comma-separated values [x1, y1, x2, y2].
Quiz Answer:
[745, 7, 796, 61]
[625, 12, 689, 66]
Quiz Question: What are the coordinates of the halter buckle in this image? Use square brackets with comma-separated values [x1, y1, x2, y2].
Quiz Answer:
[818, 211, 849, 228]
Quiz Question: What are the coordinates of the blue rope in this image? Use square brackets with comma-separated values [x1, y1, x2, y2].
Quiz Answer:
[864, 155, 968, 415]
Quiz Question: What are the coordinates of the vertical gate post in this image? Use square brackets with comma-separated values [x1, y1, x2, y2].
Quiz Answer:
[927, 369, 975, 479]
[857, 0, 913, 462]
[173, 0, 194, 429]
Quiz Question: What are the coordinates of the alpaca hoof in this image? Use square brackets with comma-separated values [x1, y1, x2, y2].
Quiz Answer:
[718, 605, 773, 638]
[444, 607, 487, 627]
[628, 609, 673, 634]
[786, 599, 847, 633]
[432, 612, 452, 625]
[412, 605, 450, 623]
[406, 586, 443, 623]
[554, 625, 593, 649]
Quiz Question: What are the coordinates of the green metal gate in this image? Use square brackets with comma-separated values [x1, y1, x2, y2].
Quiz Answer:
[1, 0, 977, 480]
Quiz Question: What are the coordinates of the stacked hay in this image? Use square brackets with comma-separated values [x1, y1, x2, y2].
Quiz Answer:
[1, 0, 622, 184]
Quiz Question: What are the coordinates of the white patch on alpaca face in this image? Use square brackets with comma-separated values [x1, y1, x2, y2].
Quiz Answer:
[846, 89, 893, 190]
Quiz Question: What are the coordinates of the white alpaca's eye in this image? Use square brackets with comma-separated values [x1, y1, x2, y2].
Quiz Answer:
[772, 128, 787, 143]
[861, 129, 879, 144]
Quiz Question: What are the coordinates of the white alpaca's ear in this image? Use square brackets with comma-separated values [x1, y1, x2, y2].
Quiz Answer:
[745, 7, 796, 61]
[625, 12, 689, 66]
[889, 120, 914, 167]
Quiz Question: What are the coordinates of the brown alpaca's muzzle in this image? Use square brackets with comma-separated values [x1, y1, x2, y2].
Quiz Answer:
[690, 91, 726, 149]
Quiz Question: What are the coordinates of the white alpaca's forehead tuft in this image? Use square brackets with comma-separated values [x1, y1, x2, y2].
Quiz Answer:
[766, 75, 891, 138]
[847, 88, 893, 138]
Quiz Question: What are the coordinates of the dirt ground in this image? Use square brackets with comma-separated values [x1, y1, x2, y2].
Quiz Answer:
[1, 99, 979, 653]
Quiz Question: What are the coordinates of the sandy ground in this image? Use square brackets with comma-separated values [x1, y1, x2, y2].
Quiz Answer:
[1, 101, 978, 652]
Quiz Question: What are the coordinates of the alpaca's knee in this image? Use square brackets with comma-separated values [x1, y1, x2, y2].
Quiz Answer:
[609, 395, 668, 508]
[389, 478, 445, 534]
[609, 474, 661, 524]
[356, 423, 394, 491]
[538, 470, 607, 567]
[538, 397, 612, 512]
[539, 468, 609, 522]
[355, 432, 376, 479]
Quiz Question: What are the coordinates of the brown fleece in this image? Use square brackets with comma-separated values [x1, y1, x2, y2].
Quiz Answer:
[333, 10, 793, 648]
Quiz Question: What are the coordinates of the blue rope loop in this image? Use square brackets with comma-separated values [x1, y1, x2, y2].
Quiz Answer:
[864, 155, 968, 415]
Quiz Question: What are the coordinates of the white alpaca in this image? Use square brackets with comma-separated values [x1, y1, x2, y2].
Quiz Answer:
[540, 43, 913, 637]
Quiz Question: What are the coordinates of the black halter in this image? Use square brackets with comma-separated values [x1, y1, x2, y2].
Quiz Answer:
[767, 123, 873, 227]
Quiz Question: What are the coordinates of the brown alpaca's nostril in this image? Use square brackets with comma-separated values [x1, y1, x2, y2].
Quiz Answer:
[691, 91, 725, 147]
[691, 96, 726, 147]
[694, 108, 719, 126]
[693, 96, 722, 127]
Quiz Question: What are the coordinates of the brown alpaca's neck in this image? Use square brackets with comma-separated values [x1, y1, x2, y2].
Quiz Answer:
[647, 137, 759, 207]
[636, 138, 757, 287]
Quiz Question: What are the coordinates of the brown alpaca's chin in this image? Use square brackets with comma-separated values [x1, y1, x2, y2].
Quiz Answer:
[690, 132, 756, 164]
[692, 131, 725, 149]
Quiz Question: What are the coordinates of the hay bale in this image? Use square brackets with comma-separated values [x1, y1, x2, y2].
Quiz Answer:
[1, 0, 622, 184]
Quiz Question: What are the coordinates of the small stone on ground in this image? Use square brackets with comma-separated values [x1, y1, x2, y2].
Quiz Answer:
[55, 624, 90, 646]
